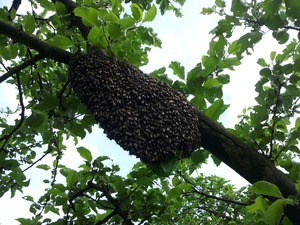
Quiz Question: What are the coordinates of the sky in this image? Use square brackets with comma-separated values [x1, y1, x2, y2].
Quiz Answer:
[0, 0, 283, 224]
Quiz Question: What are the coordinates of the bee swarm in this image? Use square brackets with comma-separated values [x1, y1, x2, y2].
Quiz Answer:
[68, 51, 201, 163]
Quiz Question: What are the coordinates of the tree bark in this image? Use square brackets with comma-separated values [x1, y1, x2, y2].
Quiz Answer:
[195, 110, 300, 224]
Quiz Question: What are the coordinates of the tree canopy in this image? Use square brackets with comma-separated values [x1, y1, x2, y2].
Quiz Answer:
[0, 0, 300, 224]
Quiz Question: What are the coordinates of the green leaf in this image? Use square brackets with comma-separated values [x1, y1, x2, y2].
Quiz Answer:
[257, 58, 269, 67]
[104, 12, 119, 23]
[88, 26, 102, 44]
[36, 0, 55, 11]
[67, 121, 86, 138]
[36, 164, 51, 171]
[295, 118, 300, 131]
[55, 1, 68, 15]
[201, 7, 214, 15]
[264, 199, 286, 225]
[259, 68, 272, 77]
[191, 150, 208, 164]
[231, 0, 247, 16]
[112, 175, 125, 194]
[272, 30, 289, 44]
[246, 195, 268, 213]
[0, 45, 18, 60]
[205, 99, 229, 120]
[143, 5, 157, 22]
[148, 158, 178, 177]
[87, 26, 108, 49]
[66, 170, 77, 188]
[168, 187, 182, 199]
[270, 51, 277, 61]
[26, 111, 47, 130]
[191, 95, 206, 109]
[186, 64, 204, 95]
[9, 170, 29, 186]
[35, 95, 58, 111]
[74, 7, 100, 27]
[203, 78, 220, 89]
[219, 57, 241, 69]
[16, 218, 31, 225]
[119, 17, 136, 29]
[169, 61, 185, 79]
[264, 14, 287, 30]
[293, 57, 300, 72]
[215, 0, 226, 8]
[48, 35, 72, 50]
[285, 0, 300, 20]
[211, 154, 222, 166]
[77, 146, 93, 162]
[131, 3, 143, 21]
[108, 23, 122, 40]
[23, 14, 35, 34]
[236, 31, 263, 57]
[249, 181, 283, 198]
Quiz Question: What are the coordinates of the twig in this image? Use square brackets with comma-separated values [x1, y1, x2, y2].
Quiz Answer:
[244, 18, 300, 32]
[0, 72, 25, 151]
[177, 171, 251, 206]
[87, 181, 135, 225]
[21, 148, 52, 173]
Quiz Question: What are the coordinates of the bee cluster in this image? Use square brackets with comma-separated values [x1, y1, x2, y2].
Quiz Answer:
[68, 51, 201, 163]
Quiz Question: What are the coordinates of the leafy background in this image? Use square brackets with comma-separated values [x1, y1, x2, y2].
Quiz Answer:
[0, 0, 299, 224]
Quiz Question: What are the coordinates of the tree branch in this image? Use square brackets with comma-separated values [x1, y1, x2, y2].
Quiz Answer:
[0, 20, 72, 64]
[0, 73, 25, 151]
[9, 0, 21, 12]
[8, 0, 22, 21]
[194, 109, 300, 224]
[177, 171, 251, 206]
[87, 181, 135, 225]
[52, 0, 91, 40]
[0, 53, 44, 83]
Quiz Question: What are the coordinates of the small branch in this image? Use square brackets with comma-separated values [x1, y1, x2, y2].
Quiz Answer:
[0, 53, 44, 83]
[21, 148, 52, 173]
[196, 205, 234, 221]
[8, 0, 22, 21]
[177, 171, 251, 206]
[244, 18, 300, 32]
[51, 0, 91, 39]
[0, 73, 25, 151]
[87, 181, 135, 225]
[96, 210, 117, 225]
[0, 20, 72, 64]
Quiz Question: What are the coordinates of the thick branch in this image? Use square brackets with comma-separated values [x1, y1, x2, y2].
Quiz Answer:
[195, 110, 296, 196]
[0, 20, 72, 64]
[195, 110, 300, 224]
[9, 0, 22, 12]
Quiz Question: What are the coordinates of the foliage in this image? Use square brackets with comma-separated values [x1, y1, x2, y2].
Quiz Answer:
[0, 0, 299, 224]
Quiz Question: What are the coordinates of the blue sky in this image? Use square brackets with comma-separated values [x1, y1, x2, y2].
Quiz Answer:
[0, 0, 283, 223]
